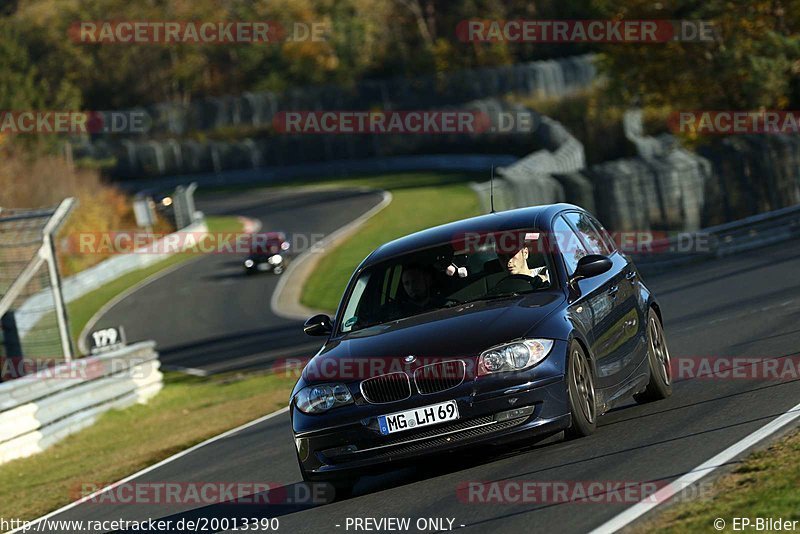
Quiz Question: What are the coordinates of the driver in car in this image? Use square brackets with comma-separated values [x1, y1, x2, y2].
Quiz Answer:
[496, 235, 549, 283]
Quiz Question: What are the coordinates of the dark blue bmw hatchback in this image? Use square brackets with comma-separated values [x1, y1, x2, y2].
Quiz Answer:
[291, 204, 672, 492]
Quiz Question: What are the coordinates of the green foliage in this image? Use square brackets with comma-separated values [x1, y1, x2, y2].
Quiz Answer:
[595, 0, 800, 110]
[0, 0, 601, 110]
[0, 20, 80, 110]
[1, 0, 797, 122]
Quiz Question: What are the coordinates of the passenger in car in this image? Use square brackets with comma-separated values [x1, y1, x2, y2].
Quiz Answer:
[396, 264, 445, 317]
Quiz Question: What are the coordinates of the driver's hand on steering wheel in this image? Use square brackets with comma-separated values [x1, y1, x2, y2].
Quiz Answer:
[532, 266, 549, 283]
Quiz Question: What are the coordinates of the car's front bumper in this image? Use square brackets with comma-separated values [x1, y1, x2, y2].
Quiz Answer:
[293, 371, 571, 478]
[244, 259, 281, 273]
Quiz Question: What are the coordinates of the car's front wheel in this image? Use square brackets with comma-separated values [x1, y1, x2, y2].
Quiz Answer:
[634, 309, 673, 404]
[566, 341, 596, 438]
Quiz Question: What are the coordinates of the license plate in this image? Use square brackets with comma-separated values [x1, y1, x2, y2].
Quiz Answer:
[378, 400, 459, 435]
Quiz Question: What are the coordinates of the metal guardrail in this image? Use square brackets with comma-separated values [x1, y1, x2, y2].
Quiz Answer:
[0, 341, 161, 464]
[702, 203, 800, 254]
[632, 204, 800, 271]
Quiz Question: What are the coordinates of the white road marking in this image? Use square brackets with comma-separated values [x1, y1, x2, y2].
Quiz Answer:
[77, 255, 205, 354]
[77, 216, 263, 354]
[589, 401, 800, 534]
[270, 189, 392, 320]
[9, 406, 290, 534]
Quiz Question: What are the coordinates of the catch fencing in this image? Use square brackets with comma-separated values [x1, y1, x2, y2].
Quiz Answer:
[0, 200, 76, 378]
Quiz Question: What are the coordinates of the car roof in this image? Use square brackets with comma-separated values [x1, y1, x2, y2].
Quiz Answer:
[364, 203, 583, 266]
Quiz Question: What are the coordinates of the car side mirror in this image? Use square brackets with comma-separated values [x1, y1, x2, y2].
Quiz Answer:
[572, 254, 612, 281]
[304, 314, 333, 336]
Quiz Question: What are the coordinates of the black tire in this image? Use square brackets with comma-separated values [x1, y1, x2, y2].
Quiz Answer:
[565, 341, 597, 438]
[634, 310, 673, 404]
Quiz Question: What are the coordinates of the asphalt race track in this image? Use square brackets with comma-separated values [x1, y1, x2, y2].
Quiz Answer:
[48, 191, 800, 533]
[86, 188, 385, 375]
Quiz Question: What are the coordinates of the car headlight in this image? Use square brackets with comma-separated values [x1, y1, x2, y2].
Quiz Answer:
[295, 383, 353, 414]
[268, 254, 283, 265]
[478, 339, 554, 376]
[244, 259, 254, 268]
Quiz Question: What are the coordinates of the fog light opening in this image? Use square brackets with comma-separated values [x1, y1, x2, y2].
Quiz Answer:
[495, 405, 535, 422]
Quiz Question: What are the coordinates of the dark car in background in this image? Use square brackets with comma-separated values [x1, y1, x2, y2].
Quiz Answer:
[291, 204, 672, 493]
[243, 231, 290, 275]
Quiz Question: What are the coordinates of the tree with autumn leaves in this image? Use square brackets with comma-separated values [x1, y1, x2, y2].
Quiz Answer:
[0, 0, 796, 115]
[594, 0, 800, 110]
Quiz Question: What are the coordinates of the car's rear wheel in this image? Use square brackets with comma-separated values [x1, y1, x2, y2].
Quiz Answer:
[634, 309, 673, 404]
[566, 341, 596, 438]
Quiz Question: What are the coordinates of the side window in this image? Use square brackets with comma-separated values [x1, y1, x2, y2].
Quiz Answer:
[341, 273, 371, 332]
[553, 216, 589, 275]
[380, 265, 402, 305]
[589, 216, 617, 254]
[563, 212, 610, 256]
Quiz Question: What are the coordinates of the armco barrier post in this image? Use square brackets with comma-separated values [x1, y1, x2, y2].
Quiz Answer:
[0, 311, 24, 382]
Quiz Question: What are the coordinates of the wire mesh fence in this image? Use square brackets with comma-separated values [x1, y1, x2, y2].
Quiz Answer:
[0, 200, 75, 381]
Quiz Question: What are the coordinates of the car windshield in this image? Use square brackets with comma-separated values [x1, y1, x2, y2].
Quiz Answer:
[338, 228, 553, 333]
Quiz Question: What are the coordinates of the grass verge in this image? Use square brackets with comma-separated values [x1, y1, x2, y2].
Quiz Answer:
[67, 215, 242, 346]
[632, 428, 800, 532]
[0, 370, 295, 525]
[299, 172, 483, 312]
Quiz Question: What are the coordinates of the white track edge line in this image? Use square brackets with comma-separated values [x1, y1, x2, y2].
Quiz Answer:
[270, 189, 392, 321]
[589, 401, 800, 534]
[10, 406, 289, 533]
[77, 215, 261, 354]
[76, 255, 205, 355]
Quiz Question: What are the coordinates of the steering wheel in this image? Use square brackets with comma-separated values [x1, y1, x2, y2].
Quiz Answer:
[489, 273, 544, 295]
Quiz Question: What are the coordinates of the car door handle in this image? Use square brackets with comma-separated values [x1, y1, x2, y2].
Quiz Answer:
[608, 285, 619, 296]
[625, 271, 637, 281]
